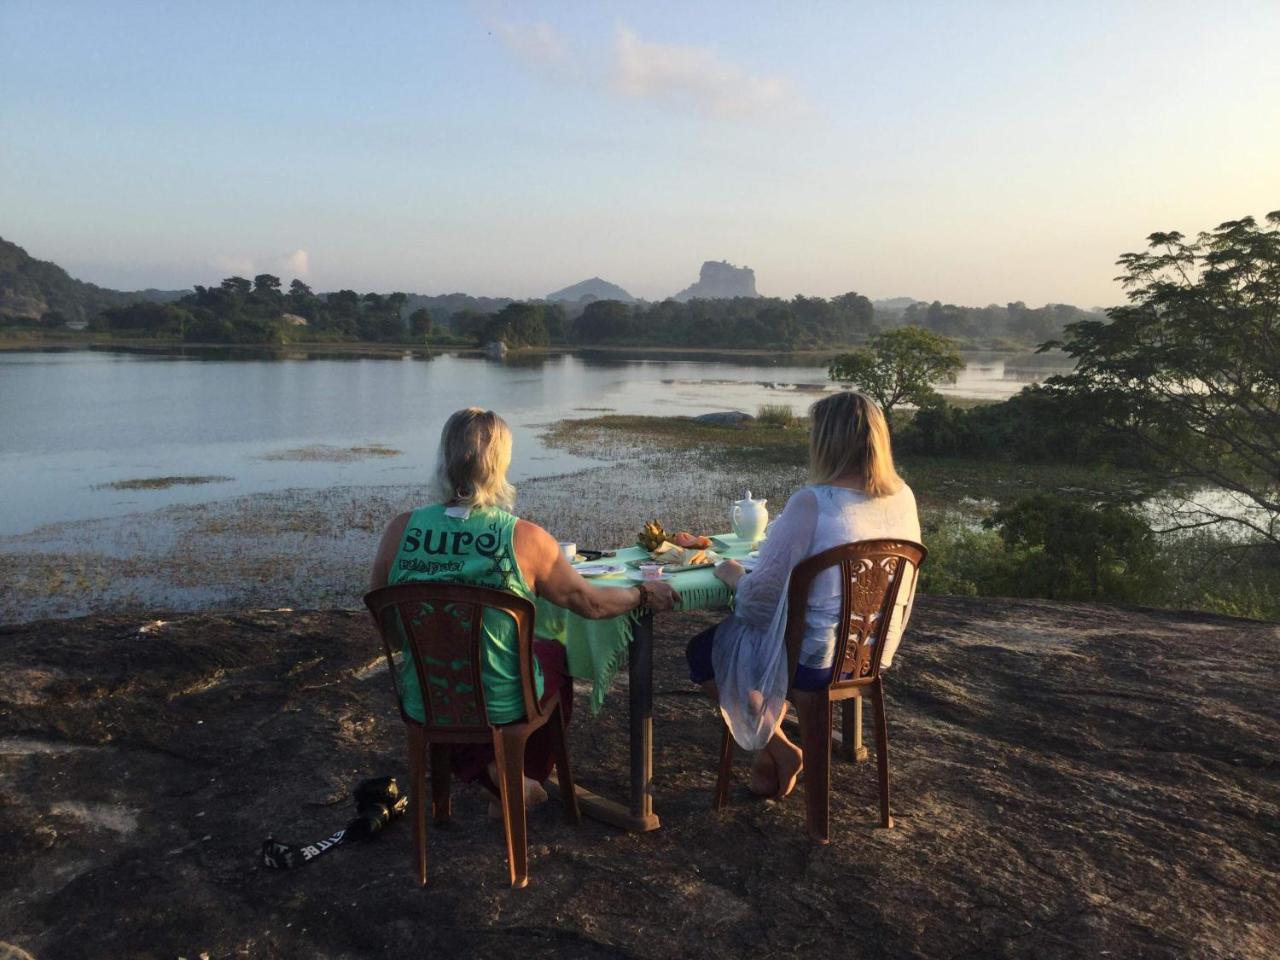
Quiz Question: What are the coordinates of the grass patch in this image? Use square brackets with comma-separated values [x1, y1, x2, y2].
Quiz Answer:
[756, 403, 798, 428]
[544, 415, 810, 467]
[544, 415, 1150, 511]
[99, 475, 232, 491]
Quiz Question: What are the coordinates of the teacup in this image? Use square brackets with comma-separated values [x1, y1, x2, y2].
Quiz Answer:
[559, 541, 577, 561]
[639, 562, 664, 581]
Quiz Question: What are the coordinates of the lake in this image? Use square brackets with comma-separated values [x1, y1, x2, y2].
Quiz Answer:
[0, 347, 1070, 536]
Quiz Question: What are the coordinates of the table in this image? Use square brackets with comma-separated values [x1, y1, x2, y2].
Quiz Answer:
[535, 536, 754, 832]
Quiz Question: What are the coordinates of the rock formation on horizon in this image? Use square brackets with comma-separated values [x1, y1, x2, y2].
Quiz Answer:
[673, 260, 759, 301]
[546, 276, 635, 303]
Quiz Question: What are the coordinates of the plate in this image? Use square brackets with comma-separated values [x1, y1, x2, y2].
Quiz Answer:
[712, 534, 765, 551]
[626, 559, 716, 574]
[575, 562, 626, 578]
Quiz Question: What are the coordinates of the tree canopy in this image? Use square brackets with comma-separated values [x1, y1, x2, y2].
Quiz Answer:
[827, 326, 964, 421]
[568, 293, 877, 349]
[1047, 211, 1280, 544]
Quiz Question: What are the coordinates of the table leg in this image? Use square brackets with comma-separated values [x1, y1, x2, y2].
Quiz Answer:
[553, 610, 661, 832]
[627, 611, 659, 829]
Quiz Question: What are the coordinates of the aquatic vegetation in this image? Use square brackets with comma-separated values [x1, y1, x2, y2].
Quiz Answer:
[259, 445, 401, 463]
[99, 475, 232, 491]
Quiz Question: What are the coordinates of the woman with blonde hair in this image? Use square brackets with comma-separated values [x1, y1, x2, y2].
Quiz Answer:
[372, 408, 679, 808]
[686, 391, 921, 799]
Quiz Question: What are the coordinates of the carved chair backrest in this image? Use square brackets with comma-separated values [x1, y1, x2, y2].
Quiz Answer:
[784, 539, 927, 690]
[364, 583, 540, 734]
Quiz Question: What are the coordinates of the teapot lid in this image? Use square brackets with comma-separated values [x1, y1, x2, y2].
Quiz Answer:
[737, 490, 766, 504]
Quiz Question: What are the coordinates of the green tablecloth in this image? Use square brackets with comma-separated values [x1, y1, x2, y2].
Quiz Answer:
[534, 534, 757, 714]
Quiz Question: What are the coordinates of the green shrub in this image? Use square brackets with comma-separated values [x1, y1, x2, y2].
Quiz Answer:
[918, 520, 1015, 597]
[898, 386, 1155, 468]
[756, 403, 797, 428]
[985, 494, 1166, 602]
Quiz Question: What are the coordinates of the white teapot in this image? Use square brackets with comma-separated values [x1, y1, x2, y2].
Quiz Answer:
[731, 491, 768, 542]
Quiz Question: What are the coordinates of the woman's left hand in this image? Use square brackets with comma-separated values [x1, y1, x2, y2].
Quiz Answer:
[714, 559, 745, 589]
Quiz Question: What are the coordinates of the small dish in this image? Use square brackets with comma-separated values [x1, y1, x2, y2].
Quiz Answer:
[625, 569, 674, 582]
[575, 562, 626, 578]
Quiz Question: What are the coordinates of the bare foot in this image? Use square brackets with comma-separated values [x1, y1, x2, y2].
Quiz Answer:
[766, 736, 804, 800]
[748, 750, 778, 797]
[524, 776, 549, 807]
[487, 772, 549, 818]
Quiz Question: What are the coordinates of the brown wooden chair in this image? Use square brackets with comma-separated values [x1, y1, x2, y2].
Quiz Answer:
[364, 582, 579, 888]
[712, 538, 926, 842]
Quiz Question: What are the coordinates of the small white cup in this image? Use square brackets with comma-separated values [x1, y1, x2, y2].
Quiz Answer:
[559, 541, 577, 562]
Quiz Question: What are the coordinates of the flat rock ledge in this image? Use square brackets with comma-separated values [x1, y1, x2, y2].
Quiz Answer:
[1, 597, 1277, 960]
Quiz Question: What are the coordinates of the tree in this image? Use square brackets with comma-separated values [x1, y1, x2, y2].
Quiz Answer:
[1047, 211, 1280, 545]
[253, 274, 282, 295]
[220, 276, 252, 297]
[573, 299, 635, 343]
[409, 307, 433, 340]
[486, 302, 549, 348]
[99, 301, 190, 337]
[827, 326, 964, 422]
[832, 291, 875, 339]
[451, 308, 491, 343]
[986, 495, 1164, 602]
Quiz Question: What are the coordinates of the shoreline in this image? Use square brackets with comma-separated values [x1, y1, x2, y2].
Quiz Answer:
[0, 334, 1054, 361]
[0, 413, 1147, 624]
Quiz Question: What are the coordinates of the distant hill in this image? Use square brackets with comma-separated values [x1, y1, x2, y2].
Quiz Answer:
[0, 237, 187, 324]
[546, 277, 635, 303]
[872, 296, 924, 319]
[673, 260, 759, 301]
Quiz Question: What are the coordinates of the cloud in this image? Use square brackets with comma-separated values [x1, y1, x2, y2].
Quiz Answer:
[492, 18, 573, 76]
[280, 249, 309, 278]
[611, 24, 805, 119]
[207, 248, 310, 280]
[487, 15, 806, 121]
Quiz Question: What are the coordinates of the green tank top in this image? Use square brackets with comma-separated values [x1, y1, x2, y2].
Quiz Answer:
[387, 504, 542, 725]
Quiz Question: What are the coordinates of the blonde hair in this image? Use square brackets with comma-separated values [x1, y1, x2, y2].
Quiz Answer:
[432, 408, 516, 511]
[808, 391, 904, 497]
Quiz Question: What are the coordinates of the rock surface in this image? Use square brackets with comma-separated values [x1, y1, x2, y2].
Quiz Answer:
[673, 261, 759, 301]
[1, 597, 1277, 959]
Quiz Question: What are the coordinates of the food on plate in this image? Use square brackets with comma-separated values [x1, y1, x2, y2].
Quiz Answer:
[637, 523, 718, 567]
[647, 545, 719, 567]
[637, 520, 668, 551]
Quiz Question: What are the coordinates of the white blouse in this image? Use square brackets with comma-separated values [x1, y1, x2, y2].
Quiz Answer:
[711, 483, 922, 749]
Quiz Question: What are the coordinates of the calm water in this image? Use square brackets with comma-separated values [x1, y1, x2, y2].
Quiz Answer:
[0, 347, 1069, 536]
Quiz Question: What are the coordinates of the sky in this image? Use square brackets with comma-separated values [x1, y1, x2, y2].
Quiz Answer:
[2, 1, 1277, 307]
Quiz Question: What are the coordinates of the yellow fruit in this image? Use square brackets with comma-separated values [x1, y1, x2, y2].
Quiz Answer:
[637, 520, 667, 551]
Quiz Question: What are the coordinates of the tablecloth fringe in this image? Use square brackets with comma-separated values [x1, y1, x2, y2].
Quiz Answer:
[676, 583, 723, 612]
[586, 609, 641, 715]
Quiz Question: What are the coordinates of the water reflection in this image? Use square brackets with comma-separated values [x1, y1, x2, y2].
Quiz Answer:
[82, 343, 438, 363]
[0, 346, 1074, 536]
